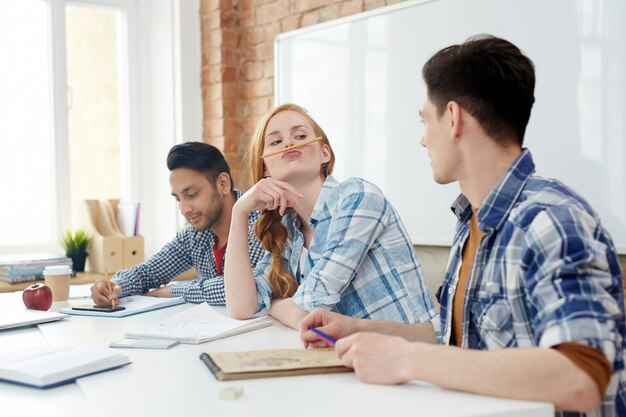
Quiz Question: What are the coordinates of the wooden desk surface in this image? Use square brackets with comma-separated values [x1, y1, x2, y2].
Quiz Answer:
[0, 269, 197, 293]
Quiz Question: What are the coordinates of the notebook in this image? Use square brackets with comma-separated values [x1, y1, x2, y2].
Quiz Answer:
[59, 295, 185, 317]
[199, 348, 352, 381]
[0, 309, 68, 330]
[124, 302, 272, 344]
[0, 346, 130, 388]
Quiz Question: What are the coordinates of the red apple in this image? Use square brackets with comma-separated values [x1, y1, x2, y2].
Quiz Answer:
[22, 283, 53, 311]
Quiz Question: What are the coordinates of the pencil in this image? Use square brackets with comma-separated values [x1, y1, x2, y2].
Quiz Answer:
[261, 136, 323, 158]
[104, 268, 114, 309]
[310, 327, 337, 346]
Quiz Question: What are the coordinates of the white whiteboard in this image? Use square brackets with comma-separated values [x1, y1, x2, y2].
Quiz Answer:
[275, 0, 626, 253]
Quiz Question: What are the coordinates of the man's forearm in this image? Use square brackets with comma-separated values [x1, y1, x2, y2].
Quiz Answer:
[358, 319, 437, 343]
[408, 344, 599, 412]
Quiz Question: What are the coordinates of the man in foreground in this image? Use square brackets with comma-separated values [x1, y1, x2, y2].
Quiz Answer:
[300, 35, 625, 416]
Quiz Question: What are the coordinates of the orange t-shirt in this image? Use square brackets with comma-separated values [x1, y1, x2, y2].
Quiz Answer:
[451, 209, 484, 346]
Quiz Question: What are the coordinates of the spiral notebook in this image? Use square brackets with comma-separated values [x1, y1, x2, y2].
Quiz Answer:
[124, 302, 272, 344]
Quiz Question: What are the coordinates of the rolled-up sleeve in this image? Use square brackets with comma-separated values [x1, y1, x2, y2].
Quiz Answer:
[522, 206, 622, 367]
[252, 251, 274, 312]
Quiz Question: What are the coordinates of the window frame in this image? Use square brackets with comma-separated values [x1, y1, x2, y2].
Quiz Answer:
[1, 0, 202, 257]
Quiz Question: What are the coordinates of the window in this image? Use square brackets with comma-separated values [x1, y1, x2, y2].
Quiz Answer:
[0, 0, 133, 254]
[0, 1, 55, 248]
[65, 4, 123, 229]
[0, 0, 202, 257]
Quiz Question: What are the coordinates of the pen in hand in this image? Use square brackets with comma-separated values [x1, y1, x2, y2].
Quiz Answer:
[104, 268, 115, 309]
[310, 327, 337, 346]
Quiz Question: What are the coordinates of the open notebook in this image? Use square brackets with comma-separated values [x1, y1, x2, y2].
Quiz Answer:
[124, 302, 272, 344]
[59, 295, 185, 317]
[0, 346, 130, 388]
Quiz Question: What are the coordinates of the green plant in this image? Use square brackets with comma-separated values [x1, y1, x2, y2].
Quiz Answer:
[61, 229, 93, 257]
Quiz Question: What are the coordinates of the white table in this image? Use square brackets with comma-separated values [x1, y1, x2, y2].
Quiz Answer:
[0, 289, 554, 417]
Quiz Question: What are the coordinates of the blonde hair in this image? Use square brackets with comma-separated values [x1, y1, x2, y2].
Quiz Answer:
[248, 103, 335, 299]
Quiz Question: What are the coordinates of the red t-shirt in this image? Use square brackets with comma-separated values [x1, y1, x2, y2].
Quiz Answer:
[212, 242, 227, 276]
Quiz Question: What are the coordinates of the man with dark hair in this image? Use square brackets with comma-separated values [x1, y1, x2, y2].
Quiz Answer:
[299, 35, 625, 416]
[91, 142, 264, 304]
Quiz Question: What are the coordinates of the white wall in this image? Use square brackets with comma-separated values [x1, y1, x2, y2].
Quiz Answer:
[134, 0, 202, 256]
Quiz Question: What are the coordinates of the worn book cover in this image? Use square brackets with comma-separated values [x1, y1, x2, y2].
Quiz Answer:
[200, 348, 352, 381]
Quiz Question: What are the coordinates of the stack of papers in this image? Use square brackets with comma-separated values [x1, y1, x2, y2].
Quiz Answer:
[116, 200, 141, 236]
[0, 253, 73, 284]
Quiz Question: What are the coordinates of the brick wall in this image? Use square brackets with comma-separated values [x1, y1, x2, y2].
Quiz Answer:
[200, 0, 406, 189]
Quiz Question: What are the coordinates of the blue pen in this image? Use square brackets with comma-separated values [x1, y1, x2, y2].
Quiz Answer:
[310, 327, 337, 345]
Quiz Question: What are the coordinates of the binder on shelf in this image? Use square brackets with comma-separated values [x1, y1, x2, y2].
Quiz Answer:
[121, 235, 144, 269]
[81, 199, 144, 273]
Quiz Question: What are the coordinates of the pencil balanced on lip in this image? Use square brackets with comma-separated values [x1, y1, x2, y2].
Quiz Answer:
[260, 136, 323, 159]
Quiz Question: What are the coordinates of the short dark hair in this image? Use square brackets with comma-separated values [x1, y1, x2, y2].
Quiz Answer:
[422, 34, 535, 145]
[166, 141, 234, 190]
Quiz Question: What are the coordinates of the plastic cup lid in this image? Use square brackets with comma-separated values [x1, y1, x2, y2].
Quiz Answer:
[43, 265, 72, 275]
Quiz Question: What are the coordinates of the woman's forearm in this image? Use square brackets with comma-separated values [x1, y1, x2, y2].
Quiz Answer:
[224, 210, 259, 319]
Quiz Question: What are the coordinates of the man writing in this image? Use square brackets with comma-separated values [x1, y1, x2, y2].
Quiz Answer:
[91, 142, 264, 305]
[300, 35, 625, 416]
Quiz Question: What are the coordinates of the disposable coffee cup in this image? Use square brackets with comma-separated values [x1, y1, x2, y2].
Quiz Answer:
[43, 265, 72, 302]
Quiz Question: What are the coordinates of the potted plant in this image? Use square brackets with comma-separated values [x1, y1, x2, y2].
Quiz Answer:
[61, 229, 93, 272]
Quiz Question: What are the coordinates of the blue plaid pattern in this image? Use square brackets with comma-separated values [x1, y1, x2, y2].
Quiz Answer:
[436, 149, 625, 417]
[113, 190, 264, 304]
[253, 176, 437, 324]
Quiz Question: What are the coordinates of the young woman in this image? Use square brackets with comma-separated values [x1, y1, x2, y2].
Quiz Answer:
[224, 104, 437, 330]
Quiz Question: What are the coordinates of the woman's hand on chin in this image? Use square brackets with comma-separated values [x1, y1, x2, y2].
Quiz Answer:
[235, 177, 304, 216]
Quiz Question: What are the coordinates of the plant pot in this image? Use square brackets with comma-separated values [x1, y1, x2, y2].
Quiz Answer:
[68, 252, 88, 273]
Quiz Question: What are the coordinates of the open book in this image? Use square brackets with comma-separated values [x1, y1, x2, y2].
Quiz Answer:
[59, 295, 185, 317]
[0, 346, 130, 388]
[200, 348, 352, 381]
[124, 302, 272, 344]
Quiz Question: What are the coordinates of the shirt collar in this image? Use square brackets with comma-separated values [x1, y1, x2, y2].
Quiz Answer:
[310, 175, 338, 226]
[450, 149, 535, 232]
[280, 176, 335, 231]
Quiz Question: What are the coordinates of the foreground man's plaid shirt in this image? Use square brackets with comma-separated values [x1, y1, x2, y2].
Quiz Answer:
[437, 149, 625, 417]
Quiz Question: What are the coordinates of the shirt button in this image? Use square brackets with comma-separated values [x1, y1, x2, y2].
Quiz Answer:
[448, 287, 454, 294]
